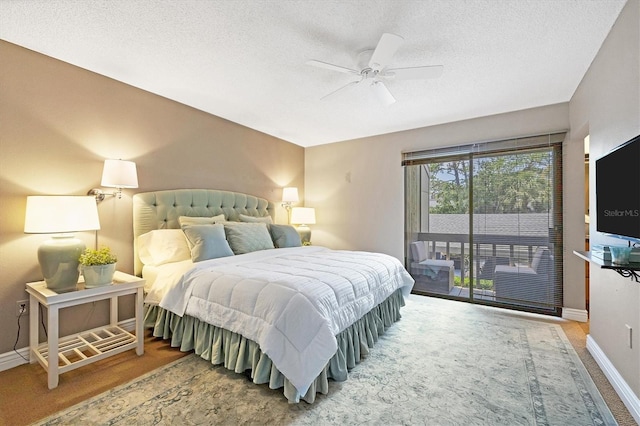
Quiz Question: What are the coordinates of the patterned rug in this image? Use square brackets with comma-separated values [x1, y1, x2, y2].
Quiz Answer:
[35, 296, 617, 425]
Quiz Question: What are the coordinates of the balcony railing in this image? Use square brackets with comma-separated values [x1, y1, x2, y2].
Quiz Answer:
[416, 232, 551, 279]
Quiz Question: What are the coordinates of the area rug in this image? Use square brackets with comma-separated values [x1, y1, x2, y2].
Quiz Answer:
[35, 295, 617, 425]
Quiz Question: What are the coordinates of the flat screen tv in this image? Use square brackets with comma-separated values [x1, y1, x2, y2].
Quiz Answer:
[595, 133, 640, 243]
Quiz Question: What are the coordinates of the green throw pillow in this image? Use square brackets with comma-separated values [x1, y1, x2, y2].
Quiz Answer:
[182, 224, 234, 262]
[269, 224, 302, 248]
[224, 222, 275, 254]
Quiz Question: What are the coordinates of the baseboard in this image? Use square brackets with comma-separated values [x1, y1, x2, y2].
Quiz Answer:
[0, 318, 137, 373]
[562, 307, 589, 322]
[0, 347, 30, 372]
[587, 334, 640, 424]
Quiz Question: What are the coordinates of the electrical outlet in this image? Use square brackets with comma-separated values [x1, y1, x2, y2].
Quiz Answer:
[16, 300, 28, 317]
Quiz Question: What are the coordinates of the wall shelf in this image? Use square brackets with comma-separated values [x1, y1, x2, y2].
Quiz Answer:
[573, 250, 640, 283]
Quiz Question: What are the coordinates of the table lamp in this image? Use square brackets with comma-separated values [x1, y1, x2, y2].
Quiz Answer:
[24, 196, 101, 292]
[290, 207, 316, 245]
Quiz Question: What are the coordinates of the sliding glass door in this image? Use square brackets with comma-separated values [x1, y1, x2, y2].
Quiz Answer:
[405, 159, 473, 300]
[404, 134, 563, 315]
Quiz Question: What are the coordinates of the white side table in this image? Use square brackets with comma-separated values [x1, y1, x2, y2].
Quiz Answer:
[26, 271, 145, 389]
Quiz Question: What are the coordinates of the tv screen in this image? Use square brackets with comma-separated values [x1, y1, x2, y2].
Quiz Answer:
[595, 134, 640, 242]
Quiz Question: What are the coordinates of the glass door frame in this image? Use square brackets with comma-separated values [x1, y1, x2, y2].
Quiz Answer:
[404, 138, 563, 316]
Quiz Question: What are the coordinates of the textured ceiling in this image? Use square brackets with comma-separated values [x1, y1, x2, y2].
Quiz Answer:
[0, 0, 627, 147]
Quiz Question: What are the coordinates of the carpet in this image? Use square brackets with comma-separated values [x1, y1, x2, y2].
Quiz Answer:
[35, 295, 617, 425]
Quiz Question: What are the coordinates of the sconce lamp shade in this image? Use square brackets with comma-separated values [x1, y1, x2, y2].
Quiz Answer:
[282, 187, 299, 203]
[290, 207, 316, 225]
[89, 159, 139, 202]
[101, 159, 138, 188]
[24, 196, 101, 292]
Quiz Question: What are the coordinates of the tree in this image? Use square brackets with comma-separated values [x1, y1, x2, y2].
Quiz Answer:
[428, 150, 552, 214]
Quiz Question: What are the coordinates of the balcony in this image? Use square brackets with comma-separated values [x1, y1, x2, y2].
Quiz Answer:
[410, 232, 555, 308]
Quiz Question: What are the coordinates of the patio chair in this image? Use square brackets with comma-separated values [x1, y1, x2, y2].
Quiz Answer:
[477, 256, 510, 281]
[409, 241, 455, 292]
[493, 247, 554, 307]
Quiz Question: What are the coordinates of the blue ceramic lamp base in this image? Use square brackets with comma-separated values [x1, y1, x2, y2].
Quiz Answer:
[38, 235, 85, 293]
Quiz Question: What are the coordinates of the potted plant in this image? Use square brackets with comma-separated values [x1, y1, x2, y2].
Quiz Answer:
[79, 246, 117, 288]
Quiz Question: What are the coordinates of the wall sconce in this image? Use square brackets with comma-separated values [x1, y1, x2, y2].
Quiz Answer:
[291, 207, 316, 245]
[281, 187, 299, 223]
[88, 159, 139, 202]
[24, 196, 101, 292]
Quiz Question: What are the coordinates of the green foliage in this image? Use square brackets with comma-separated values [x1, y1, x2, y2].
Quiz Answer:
[453, 276, 494, 290]
[79, 246, 117, 266]
[428, 150, 552, 214]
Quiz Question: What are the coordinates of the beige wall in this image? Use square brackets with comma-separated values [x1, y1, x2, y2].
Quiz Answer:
[0, 41, 304, 354]
[570, 0, 640, 401]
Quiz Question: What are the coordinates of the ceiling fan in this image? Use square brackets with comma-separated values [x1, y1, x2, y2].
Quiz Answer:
[306, 33, 443, 106]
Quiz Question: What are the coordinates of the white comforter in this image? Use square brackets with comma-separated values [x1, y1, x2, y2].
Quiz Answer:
[158, 246, 414, 397]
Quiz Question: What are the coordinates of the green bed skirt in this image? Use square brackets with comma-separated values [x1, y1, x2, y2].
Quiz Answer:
[144, 289, 405, 403]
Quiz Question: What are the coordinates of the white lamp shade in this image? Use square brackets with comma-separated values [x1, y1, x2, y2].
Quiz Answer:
[101, 159, 138, 188]
[24, 196, 101, 292]
[24, 196, 101, 234]
[290, 207, 316, 225]
[282, 187, 299, 203]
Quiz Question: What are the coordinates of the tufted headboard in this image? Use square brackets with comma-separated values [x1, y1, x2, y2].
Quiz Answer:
[132, 189, 275, 275]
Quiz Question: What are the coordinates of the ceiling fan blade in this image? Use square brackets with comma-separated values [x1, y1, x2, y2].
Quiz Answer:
[320, 80, 360, 100]
[306, 60, 360, 75]
[369, 33, 404, 71]
[385, 65, 444, 80]
[370, 81, 396, 106]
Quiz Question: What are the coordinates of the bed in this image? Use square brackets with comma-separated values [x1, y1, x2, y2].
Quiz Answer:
[134, 189, 414, 403]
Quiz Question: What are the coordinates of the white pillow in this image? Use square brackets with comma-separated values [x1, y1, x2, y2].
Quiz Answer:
[238, 214, 273, 224]
[137, 229, 191, 266]
[178, 214, 226, 226]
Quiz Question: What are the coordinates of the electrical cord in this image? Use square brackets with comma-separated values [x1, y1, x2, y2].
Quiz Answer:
[13, 304, 49, 363]
[40, 304, 47, 337]
[13, 310, 29, 362]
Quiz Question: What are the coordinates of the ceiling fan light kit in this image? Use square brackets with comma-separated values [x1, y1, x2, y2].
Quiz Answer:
[307, 33, 443, 105]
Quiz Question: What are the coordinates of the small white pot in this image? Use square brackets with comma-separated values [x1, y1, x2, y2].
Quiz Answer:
[82, 263, 117, 288]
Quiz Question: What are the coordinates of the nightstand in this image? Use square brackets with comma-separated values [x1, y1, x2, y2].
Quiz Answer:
[26, 271, 145, 389]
